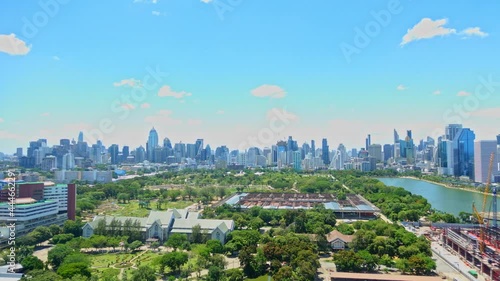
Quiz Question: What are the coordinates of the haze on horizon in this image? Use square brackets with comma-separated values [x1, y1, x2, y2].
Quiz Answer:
[1, 0, 500, 153]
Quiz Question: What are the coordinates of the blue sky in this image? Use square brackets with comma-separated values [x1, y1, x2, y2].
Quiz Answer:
[1, 0, 500, 153]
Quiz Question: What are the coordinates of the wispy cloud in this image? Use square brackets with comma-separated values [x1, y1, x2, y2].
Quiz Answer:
[200, 0, 212, 3]
[158, 85, 192, 99]
[216, 110, 225, 115]
[113, 78, 141, 88]
[433, 90, 441, 95]
[461, 27, 488, 38]
[0, 130, 21, 140]
[141, 103, 151, 109]
[133, 0, 158, 3]
[251, 84, 286, 98]
[0, 118, 4, 123]
[40, 112, 50, 117]
[457, 90, 471, 97]
[152, 11, 161, 16]
[396, 84, 407, 91]
[401, 18, 488, 45]
[401, 18, 456, 46]
[0, 34, 31, 55]
[52, 56, 60, 61]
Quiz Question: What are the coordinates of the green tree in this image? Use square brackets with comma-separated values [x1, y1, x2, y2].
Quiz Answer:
[48, 244, 74, 269]
[225, 268, 244, 281]
[207, 266, 224, 281]
[206, 239, 224, 254]
[160, 251, 189, 274]
[128, 240, 143, 252]
[191, 224, 204, 244]
[63, 220, 83, 237]
[165, 233, 188, 251]
[20, 270, 63, 281]
[21, 256, 44, 271]
[132, 266, 156, 281]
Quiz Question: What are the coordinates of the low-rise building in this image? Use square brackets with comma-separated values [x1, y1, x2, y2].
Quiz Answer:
[326, 230, 354, 250]
[82, 209, 234, 244]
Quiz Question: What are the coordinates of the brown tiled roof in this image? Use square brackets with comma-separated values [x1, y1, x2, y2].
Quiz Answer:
[326, 230, 354, 243]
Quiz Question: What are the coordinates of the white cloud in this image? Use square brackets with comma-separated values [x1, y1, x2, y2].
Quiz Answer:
[433, 90, 441, 95]
[121, 103, 136, 110]
[200, 0, 212, 3]
[396, 84, 407, 91]
[40, 112, 50, 117]
[0, 118, 3, 123]
[187, 119, 202, 126]
[52, 56, 60, 61]
[0, 34, 31, 56]
[401, 18, 456, 46]
[113, 78, 141, 88]
[251, 84, 286, 98]
[152, 11, 161, 16]
[141, 103, 151, 109]
[457, 90, 471, 97]
[133, 0, 158, 3]
[461, 27, 488, 38]
[216, 110, 225, 115]
[158, 85, 192, 99]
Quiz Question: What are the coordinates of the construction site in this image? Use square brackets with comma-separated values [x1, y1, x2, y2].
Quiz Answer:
[435, 152, 500, 281]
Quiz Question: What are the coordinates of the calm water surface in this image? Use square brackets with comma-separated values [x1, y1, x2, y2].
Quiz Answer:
[377, 177, 494, 216]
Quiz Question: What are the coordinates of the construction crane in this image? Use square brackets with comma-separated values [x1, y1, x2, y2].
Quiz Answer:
[472, 152, 495, 253]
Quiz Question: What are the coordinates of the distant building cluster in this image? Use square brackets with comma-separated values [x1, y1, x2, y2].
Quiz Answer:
[5, 124, 500, 184]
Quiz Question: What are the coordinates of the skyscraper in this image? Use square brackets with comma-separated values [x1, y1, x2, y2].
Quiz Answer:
[365, 134, 371, 150]
[383, 144, 392, 163]
[122, 146, 130, 161]
[311, 140, 316, 157]
[293, 150, 302, 171]
[136, 146, 146, 163]
[445, 124, 463, 141]
[368, 144, 382, 162]
[195, 139, 204, 160]
[453, 128, 475, 180]
[147, 127, 159, 162]
[393, 129, 399, 144]
[474, 140, 497, 183]
[78, 132, 84, 143]
[322, 138, 330, 165]
[109, 144, 120, 165]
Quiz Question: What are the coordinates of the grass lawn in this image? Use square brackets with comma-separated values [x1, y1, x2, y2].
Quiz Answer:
[91, 252, 136, 268]
[102, 200, 193, 217]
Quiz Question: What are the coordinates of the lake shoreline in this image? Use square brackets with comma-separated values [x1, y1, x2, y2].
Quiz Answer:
[394, 176, 492, 197]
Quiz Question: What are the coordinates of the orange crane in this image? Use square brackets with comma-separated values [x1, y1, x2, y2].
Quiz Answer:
[472, 152, 495, 253]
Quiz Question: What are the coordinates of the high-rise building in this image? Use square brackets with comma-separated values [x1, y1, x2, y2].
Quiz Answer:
[122, 146, 130, 161]
[322, 138, 330, 165]
[394, 129, 400, 143]
[446, 124, 463, 141]
[16, 147, 23, 158]
[368, 144, 382, 162]
[78, 131, 84, 143]
[136, 146, 146, 163]
[60, 139, 71, 151]
[109, 144, 120, 165]
[383, 144, 392, 163]
[437, 139, 454, 176]
[195, 139, 204, 160]
[311, 140, 316, 157]
[453, 128, 475, 180]
[147, 127, 159, 162]
[333, 144, 347, 170]
[474, 140, 498, 183]
[293, 151, 302, 171]
[365, 134, 371, 150]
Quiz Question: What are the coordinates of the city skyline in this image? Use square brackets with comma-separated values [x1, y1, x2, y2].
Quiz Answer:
[2, 1, 500, 152]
